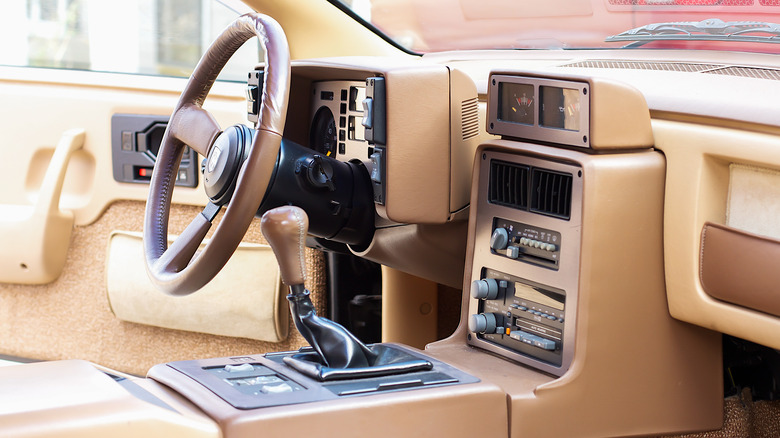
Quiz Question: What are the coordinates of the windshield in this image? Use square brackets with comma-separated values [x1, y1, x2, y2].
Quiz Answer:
[334, 0, 780, 54]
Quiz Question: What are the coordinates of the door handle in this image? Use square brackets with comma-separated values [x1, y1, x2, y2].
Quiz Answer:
[0, 129, 85, 284]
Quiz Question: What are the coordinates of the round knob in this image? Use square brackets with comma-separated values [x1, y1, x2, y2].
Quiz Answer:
[469, 313, 497, 334]
[471, 278, 499, 300]
[490, 228, 509, 251]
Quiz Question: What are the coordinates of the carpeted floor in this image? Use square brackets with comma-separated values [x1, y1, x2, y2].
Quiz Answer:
[661, 389, 780, 438]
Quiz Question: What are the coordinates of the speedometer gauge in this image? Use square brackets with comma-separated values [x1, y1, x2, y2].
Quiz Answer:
[309, 106, 337, 157]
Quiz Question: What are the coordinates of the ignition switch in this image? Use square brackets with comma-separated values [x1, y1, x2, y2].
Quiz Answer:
[299, 155, 336, 191]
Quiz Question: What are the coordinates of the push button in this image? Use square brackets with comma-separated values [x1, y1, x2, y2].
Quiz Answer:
[260, 383, 293, 394]
[224, 363, 254, 373]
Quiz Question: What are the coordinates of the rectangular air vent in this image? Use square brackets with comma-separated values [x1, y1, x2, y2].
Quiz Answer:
[531, 169, 572, 219]
[489, 160, 529, 210]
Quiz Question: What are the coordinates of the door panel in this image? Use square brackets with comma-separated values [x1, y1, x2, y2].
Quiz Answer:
[0, 67, 318, 375]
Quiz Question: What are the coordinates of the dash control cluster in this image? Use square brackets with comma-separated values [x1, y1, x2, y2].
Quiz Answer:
[468, 268, 566, 367]
[490, 218, 561, 270]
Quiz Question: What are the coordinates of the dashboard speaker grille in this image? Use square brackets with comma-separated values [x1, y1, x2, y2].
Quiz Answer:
[489, 160, 529, 209]
[562, 60, 780, 81]
[703, 66, 780, 81]
[531, 168, 572, 220]
[461, 97, 479, 140]
[561, 60, 722, 72]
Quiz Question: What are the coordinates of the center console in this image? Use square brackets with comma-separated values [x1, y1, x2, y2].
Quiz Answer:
[151, 345, 478, 410]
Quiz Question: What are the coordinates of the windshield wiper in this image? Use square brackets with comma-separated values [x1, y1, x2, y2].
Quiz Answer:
[606, 18, 780, 48]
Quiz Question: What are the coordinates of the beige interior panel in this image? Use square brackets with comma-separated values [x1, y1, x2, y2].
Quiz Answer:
[655, 119, 780, 350]
[0, 66, 247, 227]
[0, 201, 324, 376]
[727, 163, 780, 240]
[0, 360, 219, 438]
[0, 129, 85, 285]
[107, 231, 288, 342]
[381, 267, 438, 349]
[449, 68, 483, 213]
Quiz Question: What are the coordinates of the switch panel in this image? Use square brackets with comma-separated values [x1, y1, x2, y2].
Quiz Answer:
[111, 114, 198, 187]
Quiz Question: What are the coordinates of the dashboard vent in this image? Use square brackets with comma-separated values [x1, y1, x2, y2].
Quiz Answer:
[561, 60, 722, 72]
[562, 60, 780, 81]
[461, 97, 479, 140]
[703, 66, 780, 81]
[489, 160, 529, 209]
[531, 168, 572, 220]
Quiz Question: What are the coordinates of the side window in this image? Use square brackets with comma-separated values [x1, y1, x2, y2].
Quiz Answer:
[0, 0, 260, 82]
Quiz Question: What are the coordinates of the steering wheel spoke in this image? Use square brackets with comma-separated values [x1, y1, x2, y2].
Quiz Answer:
[170, 104, 222, 157]
[154, 207, 216, 279]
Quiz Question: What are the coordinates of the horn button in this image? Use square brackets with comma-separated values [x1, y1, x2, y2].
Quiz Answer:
[203, 125, 253, 205]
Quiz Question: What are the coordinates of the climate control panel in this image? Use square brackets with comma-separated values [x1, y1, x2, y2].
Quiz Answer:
[469, 268, 565, 367]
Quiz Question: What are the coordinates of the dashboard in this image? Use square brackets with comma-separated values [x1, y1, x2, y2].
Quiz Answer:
[249, 52, 780, 436]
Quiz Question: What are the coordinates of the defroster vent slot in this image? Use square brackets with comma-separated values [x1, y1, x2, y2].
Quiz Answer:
[531, 169, 572, 220]
[489, 160, 529, 210]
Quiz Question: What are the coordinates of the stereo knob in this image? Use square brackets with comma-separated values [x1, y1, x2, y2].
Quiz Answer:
[471, 278, 499, 300]
[489, 228, 509, 251]
[468, 313, 497, 334]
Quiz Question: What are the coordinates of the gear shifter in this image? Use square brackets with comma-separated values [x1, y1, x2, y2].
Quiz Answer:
[261, 205, 376, 368]
[261, 206, 433, 381]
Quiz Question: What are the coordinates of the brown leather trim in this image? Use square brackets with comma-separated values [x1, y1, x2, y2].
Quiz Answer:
[701, 222, 780, 317]
[260, 206, 308, 286]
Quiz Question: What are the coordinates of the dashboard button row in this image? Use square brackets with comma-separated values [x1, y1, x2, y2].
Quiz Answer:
[519, 237, 556, 252]
[509, 330, 556, 350]
[511, 304, 564, 322]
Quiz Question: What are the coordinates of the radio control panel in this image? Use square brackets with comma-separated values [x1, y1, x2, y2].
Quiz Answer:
[470, 268, 566, 367]
[490, 218, 561, 269]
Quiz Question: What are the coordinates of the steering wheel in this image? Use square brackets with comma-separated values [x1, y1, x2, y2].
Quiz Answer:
[143, 13, 290, 296]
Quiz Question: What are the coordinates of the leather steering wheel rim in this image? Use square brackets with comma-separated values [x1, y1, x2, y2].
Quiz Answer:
[143, 13, 291, 296]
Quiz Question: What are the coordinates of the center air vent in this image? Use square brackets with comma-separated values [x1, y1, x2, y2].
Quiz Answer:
[489, 160, 573, 220]
[489, 160, 529, 210]
[531, 169, 572, 219]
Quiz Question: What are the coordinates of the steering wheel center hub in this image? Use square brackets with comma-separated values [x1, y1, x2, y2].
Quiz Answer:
[203, 125, 254, 206]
